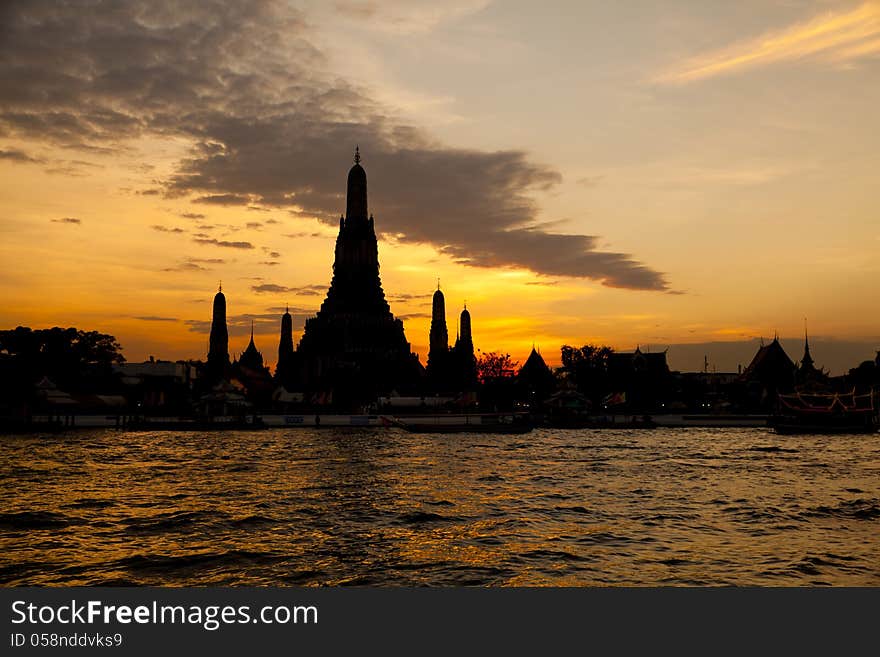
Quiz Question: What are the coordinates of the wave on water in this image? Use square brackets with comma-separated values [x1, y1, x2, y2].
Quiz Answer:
[0, 511, 76, 530]
[2, 427, 879, 586]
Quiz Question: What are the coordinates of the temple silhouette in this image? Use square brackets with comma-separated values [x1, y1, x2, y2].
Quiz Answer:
[198, 149, 493, 409]
[103, 148, 871, 423]
[426, 283, 478, 392]
[295, 148, 422, 403]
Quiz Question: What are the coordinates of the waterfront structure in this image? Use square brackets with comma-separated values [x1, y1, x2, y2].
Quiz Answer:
[742, 336, 796, 406]
[296, 148, 421, 402]
[606, 347, 671, 411]
[517, 346, 555, 409]
[206, 284, 229, 381]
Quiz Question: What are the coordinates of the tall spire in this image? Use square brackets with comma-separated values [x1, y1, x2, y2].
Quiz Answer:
[455, 303, 477, 389]
[459, 304, 473, 349]
[801, 318, 815, 370]
[428, 282, 449, 376]
[277, 305, 295, 383]
[345, 145, 368, 223]
[207, 284, 229, 380]
[297, 150, 419, 401]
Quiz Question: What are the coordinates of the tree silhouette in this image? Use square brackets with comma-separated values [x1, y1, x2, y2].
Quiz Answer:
[0, 326, 124, 392]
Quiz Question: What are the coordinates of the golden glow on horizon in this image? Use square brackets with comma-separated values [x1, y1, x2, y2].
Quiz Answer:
[1, 3, 879, 375]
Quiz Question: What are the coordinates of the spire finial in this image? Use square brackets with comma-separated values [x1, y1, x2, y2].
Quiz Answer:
[464, 299, 467, 310]
[251, 319, 254, 340]
[286, 303, 289, 314]
[437, 277, 440, 291]
[354, 145, 360, 164]
[218, 280, 222, 293]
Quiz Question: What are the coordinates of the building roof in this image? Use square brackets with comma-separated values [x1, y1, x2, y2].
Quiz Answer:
[742, 337, 795, 382]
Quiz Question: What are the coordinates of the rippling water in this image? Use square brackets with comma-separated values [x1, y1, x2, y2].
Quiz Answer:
[1, 427, 878, 586]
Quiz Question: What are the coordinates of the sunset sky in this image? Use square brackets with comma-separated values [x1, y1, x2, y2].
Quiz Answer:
[1, 0, 878, 373]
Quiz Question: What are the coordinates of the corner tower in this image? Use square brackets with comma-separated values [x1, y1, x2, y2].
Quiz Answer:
[207, 283, 229, 380]
[428, 282, 449, 371]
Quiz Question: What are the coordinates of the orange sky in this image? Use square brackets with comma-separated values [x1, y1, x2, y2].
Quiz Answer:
[1, 1, 879, 374]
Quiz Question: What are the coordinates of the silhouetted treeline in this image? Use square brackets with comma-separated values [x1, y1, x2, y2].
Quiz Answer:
[0, 326, 124, 395]
[559, 344, 614, 405]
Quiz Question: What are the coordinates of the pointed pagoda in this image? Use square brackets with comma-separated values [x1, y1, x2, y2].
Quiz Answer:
[796, 321, 828, 388]
[517, 345, 555, 403]
[427, 281, 449, 378]
[206, 283, 229, 381]
[239, 321, 264, 371]
[450, 303, 478, 389]
[799, 322, 816, 374]
[742, 335, 796, 404]
[276, 305, 295, 385]
[297, 147, 421, 401]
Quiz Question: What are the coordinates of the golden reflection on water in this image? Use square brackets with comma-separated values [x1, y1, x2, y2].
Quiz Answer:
[0, 427, 879, 585]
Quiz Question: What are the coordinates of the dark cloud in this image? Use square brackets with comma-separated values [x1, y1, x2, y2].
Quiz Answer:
[138, 188, 160, 195]
[269, 251, 281, 258]
[525, 280, 558, 286]
[193, 237, 254, 249]
[397, 312, 431, 320]
[132, 315, 178, 322]
[162, 262, 205, 271]
[288, 284, 329, 296]
[152, 225, 185, 233]
[0, 0, 667, 290]
[265, 306, 313, 314]
[387, 292, 433, 302]
[246, 222, 262, 229]
[251, 282, 327, 295]
[265, 218, 279, 224]
[284, 231, 326, 239]
[51, 217, 81, 224]
[0, 148, 45, 163]
[251, 283, 292, 293]
[162, 256, 226, 271]
[185, 311, 315, 336]
[195, 194, 253, 206]
[259, 260, 280, 266]
[180, 212, 205, 220]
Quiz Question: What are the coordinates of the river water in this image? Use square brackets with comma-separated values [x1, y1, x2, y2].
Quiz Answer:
[1, 427, 878, 586]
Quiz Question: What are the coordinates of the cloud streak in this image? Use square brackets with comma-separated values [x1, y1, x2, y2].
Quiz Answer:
[0, 148, 44, 163]
[193, 237, 254, 249]
[658, 1, 880, 84]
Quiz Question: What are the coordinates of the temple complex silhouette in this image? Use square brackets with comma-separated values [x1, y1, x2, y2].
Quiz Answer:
[204, 148, 482, 405]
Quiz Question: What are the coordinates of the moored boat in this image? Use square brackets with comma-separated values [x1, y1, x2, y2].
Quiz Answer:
[770, 390, 878, 434]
